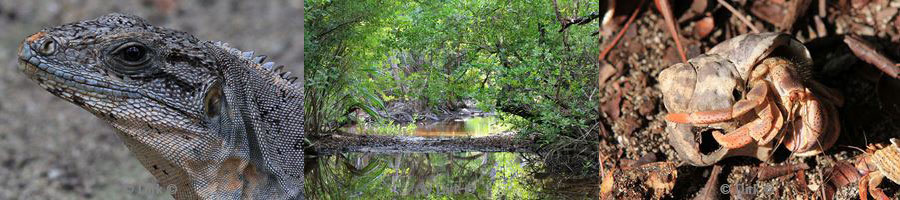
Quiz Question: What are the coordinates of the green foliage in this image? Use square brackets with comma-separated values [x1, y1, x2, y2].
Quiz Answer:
[490, 153, 534, 199]
[304, 0, 397, 133]
[306, 0, 600, 173]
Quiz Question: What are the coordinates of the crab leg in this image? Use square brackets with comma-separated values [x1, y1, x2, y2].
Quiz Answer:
[751, 98, 783, 145]
[860, 172, 891, 200]
[666, 81, 769, 124]
[860, 173, 871, 200]
[711, 102, 776, 149]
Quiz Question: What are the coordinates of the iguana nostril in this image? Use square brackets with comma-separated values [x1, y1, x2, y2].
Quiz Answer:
[37, 38, 57, 56]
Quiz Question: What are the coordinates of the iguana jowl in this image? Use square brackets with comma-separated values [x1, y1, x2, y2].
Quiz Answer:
[17, 13, 305, 199]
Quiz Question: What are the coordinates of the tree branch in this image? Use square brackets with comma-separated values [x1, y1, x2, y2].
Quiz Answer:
[559, 12, 600, 32]
[315, 18, 361, 39]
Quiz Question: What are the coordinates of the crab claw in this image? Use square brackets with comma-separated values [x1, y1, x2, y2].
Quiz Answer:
[784, 94, 840, 156]
[667, 122, 775, 166]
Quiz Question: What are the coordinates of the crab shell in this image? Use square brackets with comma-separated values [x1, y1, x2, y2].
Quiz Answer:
[659, 33, 812, 166]
[868, 139, 900, 185]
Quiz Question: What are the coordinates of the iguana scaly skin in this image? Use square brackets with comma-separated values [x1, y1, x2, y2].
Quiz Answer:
[17, 13, 305, 199]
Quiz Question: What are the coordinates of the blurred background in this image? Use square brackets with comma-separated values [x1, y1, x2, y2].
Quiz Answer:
[0, 0, 303, 199]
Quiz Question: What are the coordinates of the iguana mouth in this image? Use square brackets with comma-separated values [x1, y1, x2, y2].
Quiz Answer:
[18, 40, 142, 99]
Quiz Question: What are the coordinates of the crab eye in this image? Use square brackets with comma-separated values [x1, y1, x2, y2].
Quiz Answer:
[112, 42, 151, 66]
[732, 89, 742, 100]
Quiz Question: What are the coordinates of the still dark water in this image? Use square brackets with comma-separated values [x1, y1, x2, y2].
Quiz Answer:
[304, 118, 597, 199]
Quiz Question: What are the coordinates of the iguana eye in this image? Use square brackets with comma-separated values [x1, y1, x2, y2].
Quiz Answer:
[112, 42, 151, 66]
[122, 46, 145, 62]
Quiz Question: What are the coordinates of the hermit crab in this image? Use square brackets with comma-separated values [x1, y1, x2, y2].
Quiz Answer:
[659, 33, 844, 166]
[856, 138, 900, 200]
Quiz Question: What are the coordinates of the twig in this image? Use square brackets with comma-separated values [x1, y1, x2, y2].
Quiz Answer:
[844, 35, 900, 79]
[550, 0, 571, 51]
[598, 11, 603, 121]
[717, 0, 761, 33]
[781, 0, 812, 32]
[758, 163, 810, 181]
[693, 165, 723, 200]
[559, 12, 601, 32]
[655, 0, 688, 63]
[599, 0, 646, 60]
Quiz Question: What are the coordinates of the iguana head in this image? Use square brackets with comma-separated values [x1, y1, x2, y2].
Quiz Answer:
[18, 13, 305, 199]
[17, 13, 236, 197]
[17, 13, 223, 137]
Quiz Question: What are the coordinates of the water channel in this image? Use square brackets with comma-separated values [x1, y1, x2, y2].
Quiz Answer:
[304, 117, 598, 199]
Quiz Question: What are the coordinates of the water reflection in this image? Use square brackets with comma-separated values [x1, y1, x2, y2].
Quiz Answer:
[317, 117, 598, 199]
[305, 152, 540, 199]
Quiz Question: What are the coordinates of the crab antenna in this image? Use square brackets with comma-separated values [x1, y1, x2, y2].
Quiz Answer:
[814, 133, 826, 155]
[842, 145, 866, 154]
[863, 131, 869, 147]
[766, 129, 787, 160]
